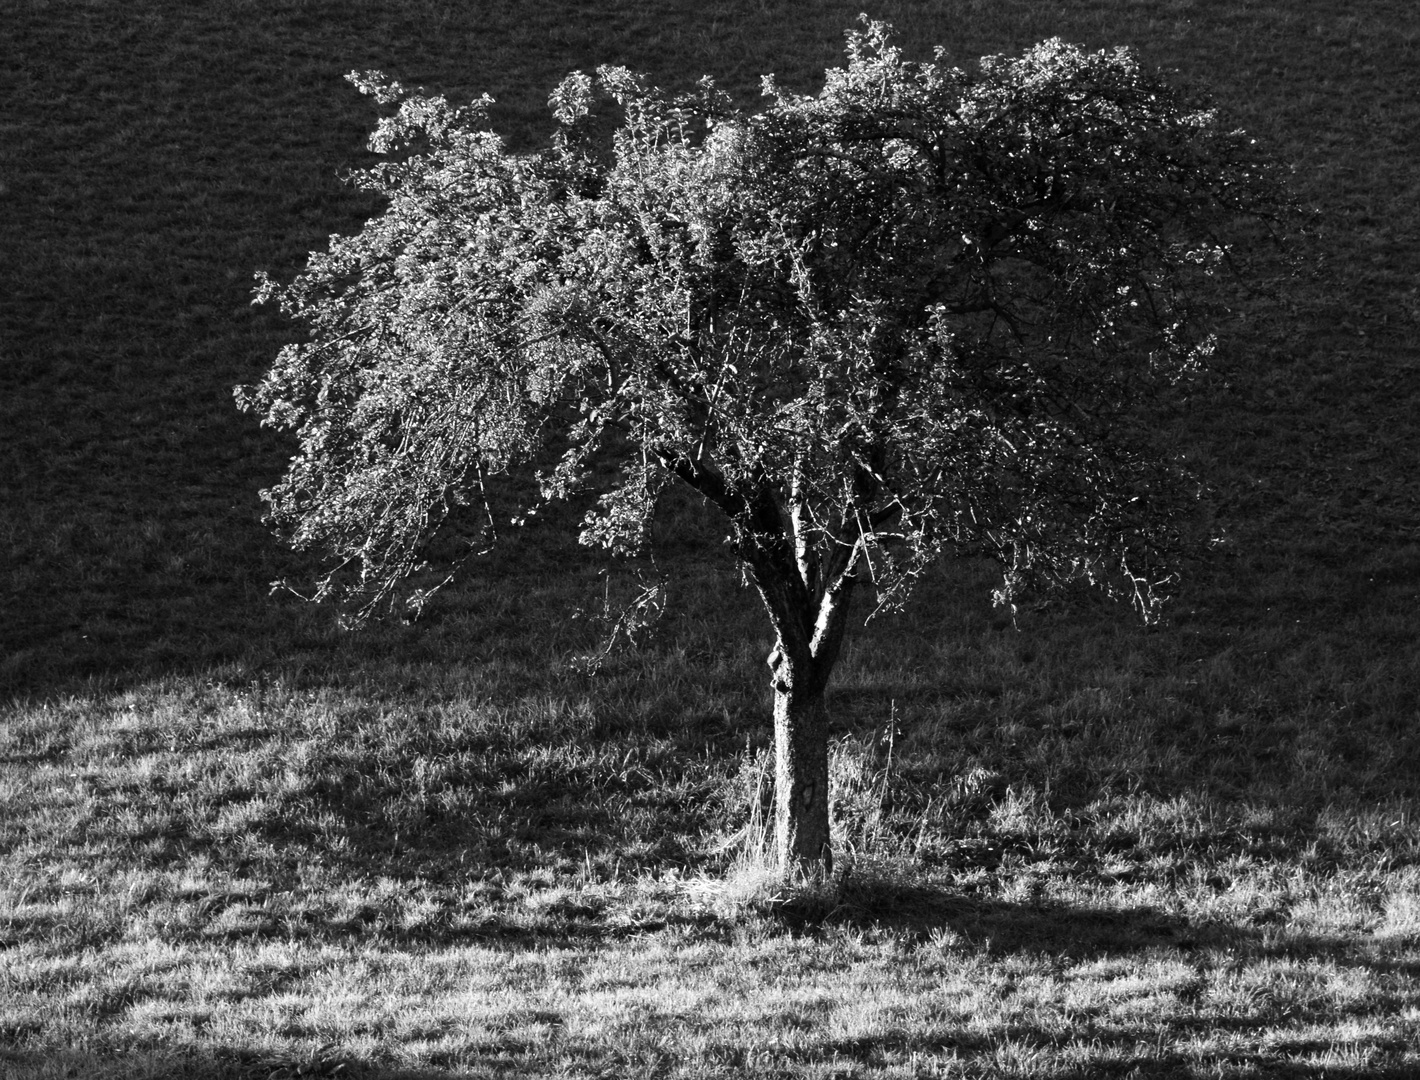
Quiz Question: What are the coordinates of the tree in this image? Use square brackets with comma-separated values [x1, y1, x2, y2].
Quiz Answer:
[238, 21, 1291, 880]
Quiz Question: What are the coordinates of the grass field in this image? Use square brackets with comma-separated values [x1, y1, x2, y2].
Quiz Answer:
[3, 0, 1420, 1076]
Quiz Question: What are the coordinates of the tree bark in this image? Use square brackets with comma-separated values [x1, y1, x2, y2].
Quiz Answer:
[768, 646, 833, 880]
[760, 553, 856, 881]
[660, 455, 860, 880]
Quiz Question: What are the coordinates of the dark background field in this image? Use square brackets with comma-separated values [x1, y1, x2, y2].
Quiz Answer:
[4, 0, 1417, 698]
[3, 1, 1420, 1076]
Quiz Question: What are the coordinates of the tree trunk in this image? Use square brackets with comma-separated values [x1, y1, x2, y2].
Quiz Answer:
[674, 475, 859, 882]
[768, 646, 833, 880]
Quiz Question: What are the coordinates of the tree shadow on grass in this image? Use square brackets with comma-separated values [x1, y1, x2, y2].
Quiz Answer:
[764, 869, 1420, 965]
[762, 879, 1198, 961]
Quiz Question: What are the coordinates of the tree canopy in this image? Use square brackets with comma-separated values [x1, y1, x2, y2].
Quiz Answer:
[239, 21, 1292, 876]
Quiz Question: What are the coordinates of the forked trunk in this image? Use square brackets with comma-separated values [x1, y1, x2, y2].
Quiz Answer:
[768, 647, 833, 880]
[718, 483, 860, 882]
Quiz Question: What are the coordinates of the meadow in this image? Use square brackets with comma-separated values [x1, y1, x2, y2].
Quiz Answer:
[2, 0, 1419, 1076]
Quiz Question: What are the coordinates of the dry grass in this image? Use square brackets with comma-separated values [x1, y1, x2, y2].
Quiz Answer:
[3, 0, 1420, 1076]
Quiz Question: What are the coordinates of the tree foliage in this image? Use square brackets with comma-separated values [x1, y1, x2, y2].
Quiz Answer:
[239, 21, 1291, 876]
